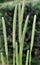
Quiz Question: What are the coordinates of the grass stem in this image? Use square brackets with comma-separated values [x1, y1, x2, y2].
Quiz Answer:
[13, 4, 17, 65]
[25, 50, 29, 65]
[1, 53, 5, 65]
[29, 15, 36, 65]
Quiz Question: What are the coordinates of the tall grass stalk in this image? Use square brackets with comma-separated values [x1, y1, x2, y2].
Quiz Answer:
[18, 3, 21, 42]
[13, 5, 17, 65]
[29, 15, 36, 65]
[1, 53, 5, 65]
[18, 0, 25, 43]
[16, 42, 19, 65]
[2, 17, 8, 57]
[2, 17, 8, 65]
[25, 50, 29, 65]
[22, 15, 29, 44]
[19, 15, 29, 65]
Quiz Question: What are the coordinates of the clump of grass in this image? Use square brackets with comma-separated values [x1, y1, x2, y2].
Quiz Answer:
[1, 0, 37, 65]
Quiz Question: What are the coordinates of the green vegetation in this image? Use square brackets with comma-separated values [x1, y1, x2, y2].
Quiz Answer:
[0, 0, 40, 65]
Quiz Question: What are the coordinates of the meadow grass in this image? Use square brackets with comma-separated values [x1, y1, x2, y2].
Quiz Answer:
[0, 0, 37, 65]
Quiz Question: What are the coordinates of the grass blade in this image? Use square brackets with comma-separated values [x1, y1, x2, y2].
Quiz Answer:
[21, 0, 25, 23]
[22, 15, 29, 44]
[18, 3, 21, 42]
[18, 0, 25, 43]
[1, 53, 5, 65]
[25, 50, 29, 65]
[19, 15, 29, 65]
[2, 17, 8, 65]
[13, 5, 17, 65]
[2, 17, 8, 56]
[29, 15, 36, 65]
[16, 42, 19, 65]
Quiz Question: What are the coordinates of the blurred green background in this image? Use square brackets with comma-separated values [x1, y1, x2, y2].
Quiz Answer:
[0, 0, 14, 3]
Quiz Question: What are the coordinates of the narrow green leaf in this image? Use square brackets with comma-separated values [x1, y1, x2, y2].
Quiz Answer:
[16, 42, 19, 65]
[25, 50, 29, 65]
[29, 15, 36, 65]
[18, 3, 21, 42]
[21, 0, 26, 23]
[2, 17, 8, 57]
[18, 0, 26, 43]
[13, 5, 17, 65]
[1, 53, 5, 65]
[19, 15, 29, 65]
[30, 15, 36, 51]
[13, 5, 17, 48]
[22, 15, 29, 44]
[20, 0, 26, 36]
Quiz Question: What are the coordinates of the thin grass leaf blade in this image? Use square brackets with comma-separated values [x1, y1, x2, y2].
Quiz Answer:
[30, 15, 36, 51]
[21, 0, 26, 23]
[22, 15, 29, 44]
[13, 5, 17, 48]
[18, 3, 21, 42]
[20, 0, 26, 38]
[2, 17, 8, 57]
[13, 5, 17, 65]
[20, 15, 29, 52]
[25, 50, 29, 65]
[18, 0, 26, 43]
[19, 15, 29, 65]
[29, 15, 36, 65]
[16, 42, 19, 65]
[1, 53, 5, 65]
